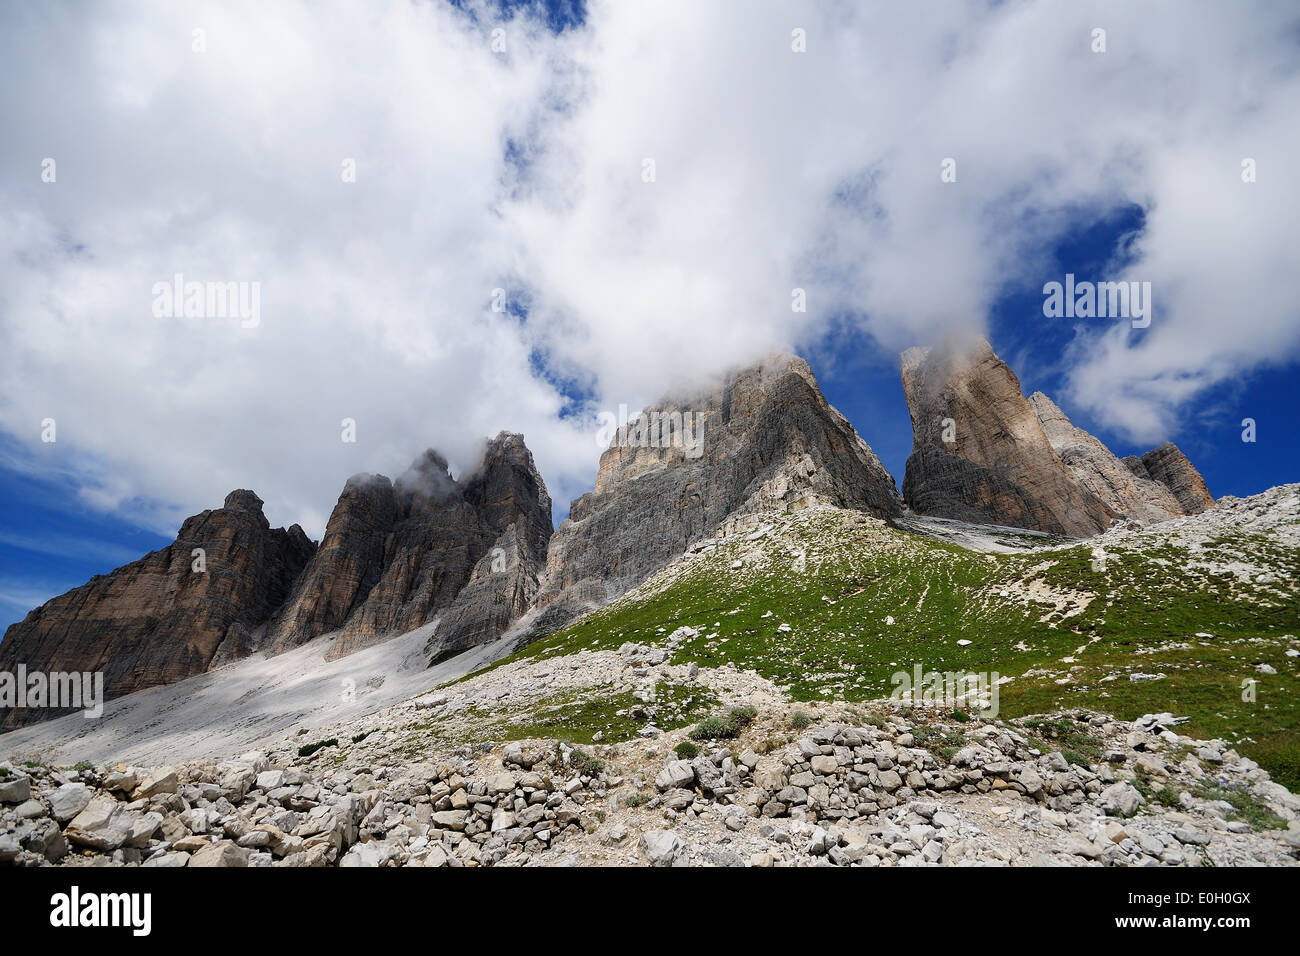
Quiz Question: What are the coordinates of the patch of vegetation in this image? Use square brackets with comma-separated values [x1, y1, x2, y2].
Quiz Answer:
[674, 741, 699, 760]
[1195, 781, 1287, 831]
[1061, 749, 1093, 768]
[912, 726, 967, 756]
[689, 705, 758, 741]
[789, 710, 811, 730]
[948, 710, 971, 723]
[298, 738, 339, 758]
[568, 746, 604, 777]
[351, 731, 371, 743]
[690, 715, 740, 741]
[495, 683, 716, 747]
[1021, 717, 1103, 760]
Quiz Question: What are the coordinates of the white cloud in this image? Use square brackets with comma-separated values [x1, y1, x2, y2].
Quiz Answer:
[0, 0, 1296, 541]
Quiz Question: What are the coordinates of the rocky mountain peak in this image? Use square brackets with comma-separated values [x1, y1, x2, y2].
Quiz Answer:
[1126, 443, 1215, 515]
[0, 490, 316, 730]
[902, 337, 1215, 536]
[533, 352, 902, 633]
[901, 338, 1117, 536]
[222, 488, 267, 516]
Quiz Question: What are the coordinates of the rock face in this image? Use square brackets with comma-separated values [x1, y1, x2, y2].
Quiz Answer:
[261, 475, 398, 655]
[1124, 443, 1214, 515]
[0, 491, 315, 730]
[264, 432, 552, 664]
[901, 339, 1213, 536]
[536, 353, 902, 622]
[1029, 392, 1187, 524]
[901, 340, 1117, 536]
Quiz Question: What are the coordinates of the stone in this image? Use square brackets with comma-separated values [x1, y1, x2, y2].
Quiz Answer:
[256, 770, 286, 791]
[1099, 782, 1145, 818]
[65, 796, 132, 851]
[189, 841, 251, 867]
[655, 760, 695, 792]
[810, 755, 838, 775]
[47, 783, 92, 822]
[132, 769, 179, 799]
[1175, 827, 1211, 846]
[0, 776, 32, 803]
[640, 830, 683, 867]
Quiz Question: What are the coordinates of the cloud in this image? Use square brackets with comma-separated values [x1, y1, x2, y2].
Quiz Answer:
[0, 0, 1296, 540]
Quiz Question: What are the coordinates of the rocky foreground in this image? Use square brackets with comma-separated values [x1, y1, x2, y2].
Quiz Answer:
[3, 637, 1298, 867]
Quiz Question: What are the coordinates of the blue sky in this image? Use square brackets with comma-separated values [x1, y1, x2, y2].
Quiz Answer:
[1, 1, 1297, 635]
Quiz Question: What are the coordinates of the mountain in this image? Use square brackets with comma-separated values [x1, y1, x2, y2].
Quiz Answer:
[0, 434, 551, 729]
[0, 491, 315, 729]
[1124, 443, 1215, 515]
[267, 432, 552, 662]
[1029, 392, 1191, 524]
[901, 339, 1212, 536]
[533, 352, 903, 633]
[5, 482, 1294, 868]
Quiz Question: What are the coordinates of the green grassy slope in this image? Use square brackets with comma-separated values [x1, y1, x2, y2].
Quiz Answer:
[468, 507, 1300, 788]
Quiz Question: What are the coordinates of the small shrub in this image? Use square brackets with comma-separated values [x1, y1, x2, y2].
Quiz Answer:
[789, 710, 811, 730]
[1153, 786, 1183, 809]
[298, 738, 339, 758]
[674, 741, 700, 760]
[690, 715, 739, 741]
[0, 767, 8, 777]
[913, 726, 966, 755]
[351, 731, 371, 743]
[73, 760, 94, 772]
[728, 705, 757, 727]
[948, 710, 971, 723]
[1061, 749, 1092, 768]
[568, 746, 604, 776]
[1195, 782, 1287, 830]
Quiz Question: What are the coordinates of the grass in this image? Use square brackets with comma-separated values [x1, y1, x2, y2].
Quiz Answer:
[911, 725, 968, 756]
[689, 705, 758, 741]
[1195, 781, 1288, 831]
[674, 741, 700, 760]
[492, 682, 717, 747]
[297, 738, 339, 758]
[453, 507, 1299, 788]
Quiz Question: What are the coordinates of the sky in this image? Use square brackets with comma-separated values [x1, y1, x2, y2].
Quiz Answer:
[1, 0, 1297, 633]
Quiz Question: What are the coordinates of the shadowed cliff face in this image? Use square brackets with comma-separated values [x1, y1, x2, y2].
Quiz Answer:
[900, 339, 1212, 536]
[0, 491, 315, 730]
[1126, 443, 1215, 515]
[901, 339, 1117, 537]
[261, 432, 553, 663]
[533, 353, 903, 629]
